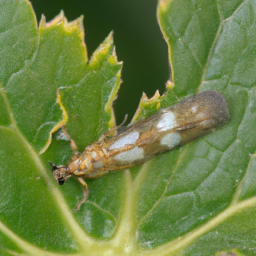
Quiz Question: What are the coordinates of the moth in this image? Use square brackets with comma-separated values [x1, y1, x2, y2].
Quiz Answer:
[49, 91, 230, 211]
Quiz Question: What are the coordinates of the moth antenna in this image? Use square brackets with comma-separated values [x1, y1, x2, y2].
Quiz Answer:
[48, 161, 58, 172]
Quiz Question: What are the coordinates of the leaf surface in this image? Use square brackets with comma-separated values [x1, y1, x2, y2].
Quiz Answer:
[0, 0, 256, 255]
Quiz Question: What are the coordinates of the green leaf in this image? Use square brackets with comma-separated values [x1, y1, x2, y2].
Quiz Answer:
[0, 0, 256, 255]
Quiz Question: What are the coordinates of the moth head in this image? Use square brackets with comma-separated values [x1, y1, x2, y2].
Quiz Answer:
[48, 161, 71, 185]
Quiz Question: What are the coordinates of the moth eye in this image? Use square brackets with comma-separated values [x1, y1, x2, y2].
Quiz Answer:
[58, 177, 65, 185]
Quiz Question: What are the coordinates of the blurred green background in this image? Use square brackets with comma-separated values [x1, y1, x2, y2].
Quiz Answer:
[30, 0, 169, 123]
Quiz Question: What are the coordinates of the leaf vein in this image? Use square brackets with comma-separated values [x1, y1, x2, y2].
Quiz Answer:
[137, 146, 190, 226]
[86, 201, 117, 222]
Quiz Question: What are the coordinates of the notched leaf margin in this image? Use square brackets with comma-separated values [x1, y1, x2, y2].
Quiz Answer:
[38, 12, 123, 154]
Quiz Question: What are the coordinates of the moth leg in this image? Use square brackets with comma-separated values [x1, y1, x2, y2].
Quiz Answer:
[73, 177, 89, 212]
[61, 126, 80, 162]
[61, 125, 79, 151]
[98, 114, 128, 143]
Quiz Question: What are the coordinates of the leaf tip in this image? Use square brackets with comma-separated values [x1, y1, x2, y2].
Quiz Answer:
[66, 15, 85, 40]
[39, 11, 84, 40]
[158, 0, 173, 12]
[104, 31, 114, 49]
[131, 90, 161, 123]
[166, 80, 175, 89]
[39, 14, 46, 28]
[89, 31, 116, 67]
[39, 10, 66, 28]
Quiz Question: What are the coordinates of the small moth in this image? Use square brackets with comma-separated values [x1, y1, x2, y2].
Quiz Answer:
[50, 91, 230, 211]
